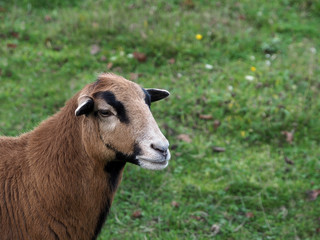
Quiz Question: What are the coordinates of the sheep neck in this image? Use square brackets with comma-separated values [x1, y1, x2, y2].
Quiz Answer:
[26, 95, 125, 239]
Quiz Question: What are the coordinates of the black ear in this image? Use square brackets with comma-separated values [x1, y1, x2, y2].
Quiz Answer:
[146, 89, 170, 102]
[75, 97, 94, 116]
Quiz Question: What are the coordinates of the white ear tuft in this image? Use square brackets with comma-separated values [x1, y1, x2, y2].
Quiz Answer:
[146, 89, 170, 102]
[75, 96, 94, 116]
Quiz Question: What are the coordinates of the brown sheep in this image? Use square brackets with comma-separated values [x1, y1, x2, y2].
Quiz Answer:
[0, 73, 171, 240]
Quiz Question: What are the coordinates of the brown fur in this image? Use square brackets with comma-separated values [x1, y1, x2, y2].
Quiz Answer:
[0, 73, 167, 239]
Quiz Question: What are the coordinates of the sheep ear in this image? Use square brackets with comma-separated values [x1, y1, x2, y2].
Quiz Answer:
[75, 96, 94, 116]
[146, 89, 170, 102]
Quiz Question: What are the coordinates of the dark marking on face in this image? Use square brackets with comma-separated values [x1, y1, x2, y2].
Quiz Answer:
[93, 91, 129, 123]
[104, 143, 141, 166]
[142, 88, 151, 108]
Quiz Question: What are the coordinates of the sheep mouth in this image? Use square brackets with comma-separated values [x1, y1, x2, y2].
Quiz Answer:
[136, 157, 169, 170]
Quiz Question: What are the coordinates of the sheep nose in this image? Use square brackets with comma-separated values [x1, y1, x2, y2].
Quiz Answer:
[151, 143, 168, 157]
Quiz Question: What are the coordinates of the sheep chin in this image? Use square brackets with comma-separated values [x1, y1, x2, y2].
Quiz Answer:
[136, 157, 169, 170]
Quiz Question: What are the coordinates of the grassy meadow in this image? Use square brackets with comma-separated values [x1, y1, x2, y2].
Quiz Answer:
[1, 0, 320, 239]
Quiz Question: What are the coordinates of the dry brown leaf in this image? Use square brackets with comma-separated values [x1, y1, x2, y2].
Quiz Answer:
[90, 44, 100, 55]
[44, 15, 52, 22]
[199, 114, 213, 120]
[171, 201, 179, 208]
[133, 52, 147, 62]
[168, 58, 175, 64]
[106, 62, 113, 70]
[246, 212, 254, 218]
[212, 146, 225, 152]
[281, 130, 294, 144]
[307, 189, 320, 201]
[10, 31, 19, 38]
[100, 56, 107, 61]
[214, 120, 221, 130]
[284, 156, 294, 165]
[177, 134, 192, 143]
[7, 43, 17, 48]
[140, 31, 147, 39]
[131, 210, 142, 219]
[130, 73, 139, 81]
[191, 215, 205, 221]
[182, 0, 195, 9]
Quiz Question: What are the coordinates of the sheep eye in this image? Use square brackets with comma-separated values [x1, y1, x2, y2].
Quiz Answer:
[98, 110, 113, 117]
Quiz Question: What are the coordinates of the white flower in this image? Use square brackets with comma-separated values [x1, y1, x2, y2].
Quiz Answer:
[265, 60, 271, 66]
[245, 75, 254, 81]
[250, 55, 255, 60]
[127, 53, 133, 58]
[265, 54, 271, 58]
[205, 64, 213, 70]
[110, 56, 117, 61]
[310, 47, 317, 54]
[119, 51, 125, 56]
[228, 85, 233, 91]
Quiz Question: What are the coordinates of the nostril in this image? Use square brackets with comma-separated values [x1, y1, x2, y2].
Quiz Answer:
[151, 144, 168, 156]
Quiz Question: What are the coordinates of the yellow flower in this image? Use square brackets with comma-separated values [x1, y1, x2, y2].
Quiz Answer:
[241, 131, 246, 137]
[196, 34, 203, 40]
[250, 66, 256, 72]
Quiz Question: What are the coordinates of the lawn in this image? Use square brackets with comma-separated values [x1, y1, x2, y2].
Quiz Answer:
[1, 0, 320, 239]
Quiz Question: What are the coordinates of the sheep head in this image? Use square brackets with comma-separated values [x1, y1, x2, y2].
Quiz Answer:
[75, 73, 170, 170]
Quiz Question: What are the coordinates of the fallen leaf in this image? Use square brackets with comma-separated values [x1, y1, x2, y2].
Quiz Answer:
[106, 62, 113, 70]
[53, 46, 62, 51]
[168, 58, 175, 64]
[177, 134, 192, 143]
[133, 52, 147, 62]
[9, 31, 19, 38]
[90, 44, 100, 55]
[212, 146, 225, 152]
[44, 37, 52, 48]
[199, 114, 213, 120]
[140, 31, 147, 39]
[130, 73, 139, 81]
[131, 210, 142, 219]
[210, 224, 220, 236]
[182, 0, 195, 9]
[246, 212, 254, 218]
[306, 189, 320, 201]
[284, 156, 294, 165]
[191, 215, 205, 221]
[281, 130, 294, 144]
[214, 120, 221, 130]
[44, 15, 52, 22]
[171, 201, 179, 208]
[7, 43, 17, 48]
[100, 56, 107, 61]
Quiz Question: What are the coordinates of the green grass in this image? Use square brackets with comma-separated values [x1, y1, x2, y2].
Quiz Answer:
[1, 0, 320, 239]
